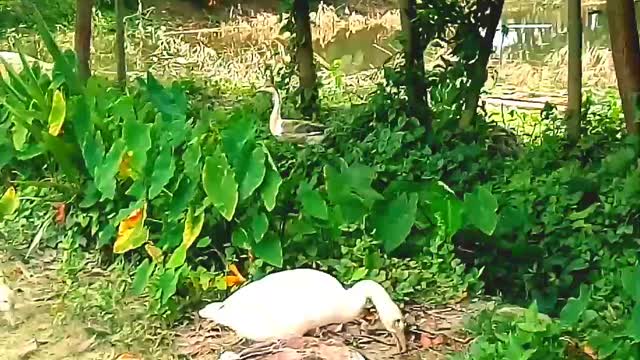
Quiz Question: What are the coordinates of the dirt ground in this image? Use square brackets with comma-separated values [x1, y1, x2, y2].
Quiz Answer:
[1, 246, 487, 360]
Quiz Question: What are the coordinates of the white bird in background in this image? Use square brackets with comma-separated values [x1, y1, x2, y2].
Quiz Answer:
[199, 268, 407, 353]
[256, 86, 327, 145]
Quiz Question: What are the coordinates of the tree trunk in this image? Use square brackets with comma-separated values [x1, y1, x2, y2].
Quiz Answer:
[566, 0, 582, 142]
[115, 0, 127, 88]
[74, 0, 93, 84]
[399, 0, 429, 128]
[293, 0, 318, 119]
[607, 0, 640, 134]
[459, 0, 505, 128]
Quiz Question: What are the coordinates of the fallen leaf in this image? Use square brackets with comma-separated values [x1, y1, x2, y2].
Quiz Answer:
[53, 203, 66, 225]
[74, 335, 96, 353]
[420, 334, 433, 348]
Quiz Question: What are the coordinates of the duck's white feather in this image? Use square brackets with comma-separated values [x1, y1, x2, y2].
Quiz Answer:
[199, 269, 365, 341]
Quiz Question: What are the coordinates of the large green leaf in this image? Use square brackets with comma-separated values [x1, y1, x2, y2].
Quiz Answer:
[95, 139, 126, 200]
[202, 149, 238, 221]
[622, 266, 640, 302]
[463, 185, 498, 235]
[122, 115, 152, 174]
[131, 259, 155, 296]
[253, 233, 283, 267]
[559, 284, 591, 326]
[627, 303, 640, 341]
[168, 177, 196, 221]
[232, 227, 251, 249]
[238, 147, 267, 200]
[250, 212, 269, 243]
[260, 150, 282, 211]
[298, 183, 328, 220]
[166, 245, 187, 269]
[372, 192, 419, 253]
[221, 114, 255, 165]
[149, 145, 176, 199]
[183, 140, 202, 181]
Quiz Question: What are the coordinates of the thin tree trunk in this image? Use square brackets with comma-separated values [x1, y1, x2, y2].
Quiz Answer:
[607, 0, 640, 134]
[566, 0, 582, 142]
[399, 0, 429, 128]
[293, 0, 318, 119]
[459, 0, 505, 128]
[115, 0, 126, 88]
[74, 0, 93, 84]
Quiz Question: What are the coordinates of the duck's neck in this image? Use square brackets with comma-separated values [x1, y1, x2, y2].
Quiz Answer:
[344, 280, 395, 319]
[268, 89, 282, 135]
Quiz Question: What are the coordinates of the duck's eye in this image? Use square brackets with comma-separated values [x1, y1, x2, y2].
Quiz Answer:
[393, 319, 403, 329]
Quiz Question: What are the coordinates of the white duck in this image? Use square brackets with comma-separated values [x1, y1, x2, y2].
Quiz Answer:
[219, 337, 366, 360]
[199, 268, 407, 353]
[256, 86, 327, 145]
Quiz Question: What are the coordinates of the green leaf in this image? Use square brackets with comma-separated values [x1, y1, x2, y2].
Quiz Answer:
[463, 186, 498, 235]
[559, 284, 591, 326]
[261, 168, 282, 211]
[196, 237, 212, 248]
[95, 139, 126, 200]
[12, 122, 28, 150]
[157, 268, 180, 305]
[47, 89, 66, 136]
[183, 207, 204, 249]
[149, 145, 176, 199]
[627, 303, 640, 341]
[298, 183, 328, 220]
[168, 177, 196, 220]
[372, 192, 418, 253]
[253, 233, 282, 267]
[622, 266, 640, 302]
[131, 259, 155, 296]
[221, 114, 255, 165]
[239, 147, 266, 200]
[232, 227, 251, 249]
[122, 115, 152, 173]
[166, 245, 187, 269]
[183, 140, 202, 180]
[250, 212, 269, 243]
[202, 149, 238, 221]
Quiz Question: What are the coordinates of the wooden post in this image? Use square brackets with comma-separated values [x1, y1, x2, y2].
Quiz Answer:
[566, 0, 582, 141]
[74, 0, 93, 84]
[293, 0, 318, 118]
[115, 0, 127, 88]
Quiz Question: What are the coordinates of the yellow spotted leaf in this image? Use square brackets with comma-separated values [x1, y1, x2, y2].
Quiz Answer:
[182, 207, 204, 249]
[118, 151, 135, 179]
[48, 89, 66, 136]
[145, 243, 163, 263]
[0, 186, 19, 217]
[113, 204, 148, 254]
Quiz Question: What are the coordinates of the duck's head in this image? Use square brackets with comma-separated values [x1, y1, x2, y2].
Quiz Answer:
[377, 300, 407, 353]
[256, 85, 278, 97]
[350, 280, 407, 353]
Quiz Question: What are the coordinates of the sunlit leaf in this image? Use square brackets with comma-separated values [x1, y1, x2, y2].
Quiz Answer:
[559, 284, 591, 326]
[463, 186, 498, 235]
[149, 145, 176, 199]
[225, 275, 244, 287]
[122, 115, 152, 174]
[166, 244, 187, 269]
[131, 259, 155, 296]
[0, 186, 20, 217]
[183, 207, 204, 249]
[622, 266, 640, 302]
[202, 149, 238, 221]
[113, 203, 148, 254]
[47, 89, 65, 136]
[157, 267, 181, 304]
[627, 303, 640, 341]
[228, 263, 247, 283]
[253, 233, 282, 267]
[372, 192, 418, 253]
